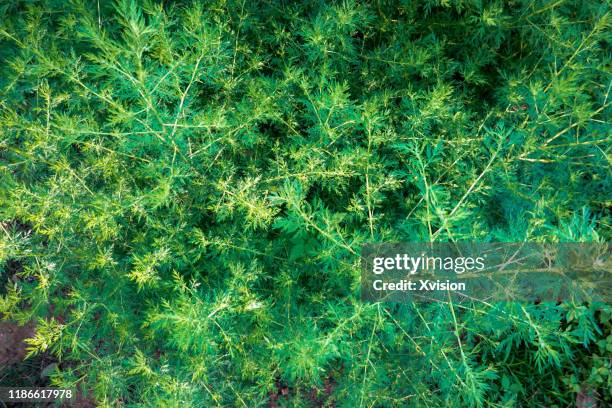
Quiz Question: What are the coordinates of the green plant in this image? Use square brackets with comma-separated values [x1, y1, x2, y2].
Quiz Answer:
[0, 0, 610, 406]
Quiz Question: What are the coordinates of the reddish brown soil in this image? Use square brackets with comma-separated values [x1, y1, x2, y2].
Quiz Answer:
[0, 321, 35, 368]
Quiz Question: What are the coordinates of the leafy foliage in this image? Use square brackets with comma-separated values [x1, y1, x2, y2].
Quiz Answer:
[0, 0, 610, 406]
